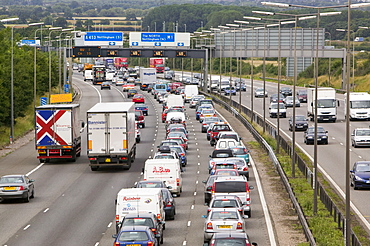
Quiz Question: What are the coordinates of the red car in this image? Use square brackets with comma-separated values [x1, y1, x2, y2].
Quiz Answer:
[132, 94, 145, 103]
[167, 137, 188, 150]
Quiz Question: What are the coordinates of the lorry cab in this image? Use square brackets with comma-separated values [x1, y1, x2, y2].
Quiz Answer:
[143, 159, 182, 196]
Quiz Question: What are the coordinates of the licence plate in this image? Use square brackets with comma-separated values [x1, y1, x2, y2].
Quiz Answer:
[4, 187, 16, 191]
[105, 158, 111, 162]
[297, 126, 303, 128]
[218, 225, 232, 229]
[127, 244, 140, 246]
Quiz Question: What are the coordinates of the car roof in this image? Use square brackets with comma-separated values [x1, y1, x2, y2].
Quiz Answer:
[123, 212, 156, 219]
[119, 225, 151, 232]
[212, 232, 248, 239]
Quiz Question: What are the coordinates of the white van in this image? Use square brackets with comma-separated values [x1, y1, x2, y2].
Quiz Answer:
[144, 159, 182, 196]
[166, 111, 186, 125]
[83, 70, 93, 81]
[165, 94, 184, 110]
[184, 85, 199, 103]
[115, 187, 165, 229]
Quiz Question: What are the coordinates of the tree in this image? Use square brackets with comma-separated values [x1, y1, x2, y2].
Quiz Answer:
[54, 17, 68, 28]
[69, 1, 80, 9]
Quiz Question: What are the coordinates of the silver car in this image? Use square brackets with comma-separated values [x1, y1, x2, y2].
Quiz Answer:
[0, 175, 35, 202]
[203, 208, 247, 242]
[351, 128, 370, 148]
[254, 87, 268, 97]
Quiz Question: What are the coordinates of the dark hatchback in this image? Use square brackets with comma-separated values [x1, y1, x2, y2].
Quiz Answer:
[280, 87, 292, 97]
[350, 161, 370, 190]
[304, 126, 328, 145]
[297, 89, 307, 103]
[288, 115, 308, 131]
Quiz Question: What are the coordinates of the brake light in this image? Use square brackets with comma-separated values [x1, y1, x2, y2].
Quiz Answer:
[176, 178, 180, 187]
[18, 186, 24, 191]
[148, 241, 154, 246]
[202, 123, 207, 126]
[213, 114, 217, 117]
[89, 158, 97, 161]
[243, 167, 248, 171]
[180, 153, 185, 156]
[233, 164, 237, 169]
[206, 222, 213, 229]
[166, 201, 172, 207]
[236, 222, 243, 230]
[115, 215, 120, 222]
[200, 114, 203, 117]
[114, 242, 120, 246]
[157, 214, 161, 220]
[120, 157, 127, 160]
[151, 228, 157, 232]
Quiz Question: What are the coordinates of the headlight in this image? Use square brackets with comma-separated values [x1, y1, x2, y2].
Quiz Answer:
[303, 123, 308, 126]
[355, 175, 364, 181]
[307, 136, 314, 139]
[322, 136, 327, 139]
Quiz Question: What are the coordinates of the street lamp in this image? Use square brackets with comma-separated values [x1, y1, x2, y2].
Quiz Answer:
[31, 22, 44, 109]
[4, 17, 19, 144]
[337, 28, 355, 91]
[48, 27, 62, 100]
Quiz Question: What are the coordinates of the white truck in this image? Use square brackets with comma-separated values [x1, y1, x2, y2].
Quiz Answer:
[86, 102, 136, 171]
[344, 92, 370, 120]
[307, 87, 338, 122]
[35, 104, 83, 163]
[140, 67, 156, 88]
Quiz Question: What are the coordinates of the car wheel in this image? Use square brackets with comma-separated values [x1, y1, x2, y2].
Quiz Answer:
[160, 234, 164, 244]
[247, 210, 251, 218]
[30, 189, 34, 198]
[91, 166, 99, 171]
[23, 192, 30, 203]
[354, 185, 358, 190]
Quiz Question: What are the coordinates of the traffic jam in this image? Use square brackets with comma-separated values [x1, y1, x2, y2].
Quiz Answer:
[112, 78, 258, 246]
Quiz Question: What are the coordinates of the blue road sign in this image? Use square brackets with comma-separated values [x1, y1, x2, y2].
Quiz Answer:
[40, 97, 48, 106]
[64, 84, 70, 93]
[21, 40, 36, 45]
[177, 42, 184, 46]
[141, 33, 174, 42]
[132, 42, 139, 46]
[84, 32, 123, 42]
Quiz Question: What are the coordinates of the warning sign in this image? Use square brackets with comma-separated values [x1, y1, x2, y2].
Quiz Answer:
[50, 93, 73, 103]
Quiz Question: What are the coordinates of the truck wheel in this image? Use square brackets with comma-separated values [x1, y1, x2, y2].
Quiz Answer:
[39, 159, 44, 163]
[91, 166, 99, 171]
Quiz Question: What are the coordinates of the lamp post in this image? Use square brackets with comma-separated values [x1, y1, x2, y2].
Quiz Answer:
[184, 24, 187, 33]
[4, 17, 20, 144]
[57, 29, 73, 93]
[325, 31, 332, 87]
[48, 27, 62, 100]
[337, 29, 355, 91]
[31, 23, 44, 109]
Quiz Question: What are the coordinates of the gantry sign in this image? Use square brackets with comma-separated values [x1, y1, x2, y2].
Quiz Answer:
[71, 47, 207, 59]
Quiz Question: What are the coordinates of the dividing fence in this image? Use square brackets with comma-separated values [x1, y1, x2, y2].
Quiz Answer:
[202, 91, 362, 246]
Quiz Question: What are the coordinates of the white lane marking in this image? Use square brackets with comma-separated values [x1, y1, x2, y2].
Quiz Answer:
[94, 243, 99, 246]
[108, 222, 112, 228]
[191, 205, 194, 209]
[194, 192, 196, 196]
[183, 241, 187, 245]
[26, 163, 44, 176]
[359, 156, 362, 159]
[198, 163, 200, 166]
[196, 143, 198, 146]
[187, 221, 191, 227]
[43, 208, 49, 213]
[340, 143, 344, 145]
[197, 171, 200, 174]
[197, 155, 200, 158]
[196, 180, 198, 184]
[23, 225, 31, 230]
[195, 138, 197, 140]
[134, 182, 137, 185]
[250, 155, 276, 246]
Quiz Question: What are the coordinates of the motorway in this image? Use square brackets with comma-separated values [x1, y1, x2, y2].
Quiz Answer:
[197, 72, 370, 231]
[0, 72, 274, 246]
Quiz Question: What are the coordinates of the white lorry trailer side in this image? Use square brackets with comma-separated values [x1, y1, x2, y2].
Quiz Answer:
[344, 92, 370, 120]
[307, 87, 337, 122]
[87, 102, 136, 171]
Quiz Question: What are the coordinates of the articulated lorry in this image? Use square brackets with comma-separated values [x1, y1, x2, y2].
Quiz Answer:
[150, 58, 165, 73]
[35, 104, 83, 163]
[114, 57, 128, 70]
[307, 87, 338, 122]
[344, 92, 370, 120]
[86, 102, 136, 171]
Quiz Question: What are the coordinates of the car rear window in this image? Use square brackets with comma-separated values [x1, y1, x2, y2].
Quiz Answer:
[118, 231, 149, 241]
[214, 239, 246, 245]
[212, 200, 238, 208]
[211, 211, 238, 219]
[215, 181, 247, 192]
[122, 218, 154, 228]
[215, 164, 235, 169]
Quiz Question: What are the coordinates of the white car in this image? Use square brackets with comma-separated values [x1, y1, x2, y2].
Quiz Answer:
[269, 103, 286, 118]
[254, 88, 268, 97]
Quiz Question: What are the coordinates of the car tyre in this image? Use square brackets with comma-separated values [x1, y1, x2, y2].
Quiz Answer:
[91, 166, 99, 171]
[30, 189, 34, 199]
[23, 192, 30, 203]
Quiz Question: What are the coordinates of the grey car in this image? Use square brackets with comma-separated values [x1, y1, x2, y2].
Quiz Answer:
[351, 128, 370, 148]
[201, 117, 220, 133]
[0, 175, 35, 202]
[203, 208, 247, 242]
[283, 96, 300, 107]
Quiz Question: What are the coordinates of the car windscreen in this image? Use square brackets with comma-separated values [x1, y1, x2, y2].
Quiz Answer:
[215, 181, 247, 192]
[232, 148, 247, 155]
[215, 164, 235, 169]
[155, 155, 175, 159]
[118, 231, 149, 241]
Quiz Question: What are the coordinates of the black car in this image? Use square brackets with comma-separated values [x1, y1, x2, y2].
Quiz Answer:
[280, 87, 292, 97]
[350, 161, 370, 190]
[202, 175, 224, 205]
[117, 212, 164, 244]
[288, 115, 308, 131]
[304, 126, 328, 145]
[205, 232, 257, 246]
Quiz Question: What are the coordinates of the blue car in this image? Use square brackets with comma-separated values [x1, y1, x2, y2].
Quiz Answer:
[135, 103, 148, 116]
[230, 146, 250, 165]
[224, 86, 236, 96]
[169, 145, 187, 166]
[350, 161, 370, 190]
[113, 226, 160, 246]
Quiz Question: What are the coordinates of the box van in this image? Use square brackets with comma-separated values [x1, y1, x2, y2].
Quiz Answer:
[144, 159, 182, 196]
[83, 70, 93, 81]
[211, 176, 253, 217]
[184, 85, 199, 103]
[115, 188, 165, 229]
